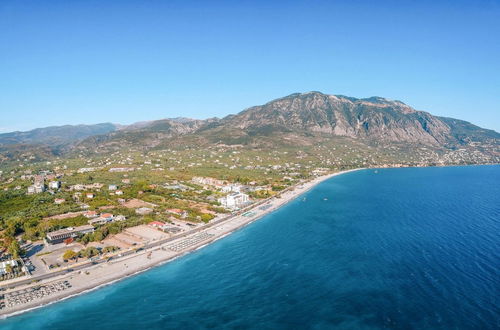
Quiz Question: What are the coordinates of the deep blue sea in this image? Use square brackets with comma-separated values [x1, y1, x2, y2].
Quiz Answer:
[1, 165, 499, 329]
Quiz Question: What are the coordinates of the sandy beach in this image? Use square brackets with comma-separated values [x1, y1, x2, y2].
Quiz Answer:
[0, 169, 361, 318]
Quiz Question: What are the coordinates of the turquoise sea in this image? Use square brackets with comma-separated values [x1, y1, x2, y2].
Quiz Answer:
[1, 165, 499, 329]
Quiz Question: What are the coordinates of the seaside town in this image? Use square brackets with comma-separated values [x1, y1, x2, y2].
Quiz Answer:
[0, 144, 354, 314]
[0, 139, 497, 314]
[1, 0, 499, 327]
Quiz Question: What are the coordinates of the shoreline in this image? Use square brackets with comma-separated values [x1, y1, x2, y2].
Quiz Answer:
[0, 168, 363, 319]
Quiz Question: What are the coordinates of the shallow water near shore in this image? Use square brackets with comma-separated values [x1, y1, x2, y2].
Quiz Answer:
[1, 165, 499, 329]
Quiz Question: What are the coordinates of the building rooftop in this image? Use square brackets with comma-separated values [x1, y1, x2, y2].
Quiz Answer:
[148, 221, 165, 226]
[47, 225, 94, 239]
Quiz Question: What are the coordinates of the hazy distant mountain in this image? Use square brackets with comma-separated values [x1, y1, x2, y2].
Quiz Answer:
[0, 123, 118, 147]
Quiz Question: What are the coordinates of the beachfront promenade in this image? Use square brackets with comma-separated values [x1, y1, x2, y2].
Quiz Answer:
[0, 170, 358, 317]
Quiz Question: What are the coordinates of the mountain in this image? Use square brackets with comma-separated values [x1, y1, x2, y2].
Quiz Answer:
[218, 92, 497, 147]
[159, 92, 495, 155]
[0, 123, 118, 147]
[73, 118, 216, 152]
[1, 92, 499, 165]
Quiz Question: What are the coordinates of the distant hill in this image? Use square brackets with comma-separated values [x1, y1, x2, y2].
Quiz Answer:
[0, 123, 118, 146]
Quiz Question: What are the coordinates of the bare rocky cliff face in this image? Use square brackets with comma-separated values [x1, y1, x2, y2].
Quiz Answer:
[226, 92, 461, 146]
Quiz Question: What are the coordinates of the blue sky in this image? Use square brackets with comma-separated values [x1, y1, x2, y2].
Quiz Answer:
[1, 0, 499, 133]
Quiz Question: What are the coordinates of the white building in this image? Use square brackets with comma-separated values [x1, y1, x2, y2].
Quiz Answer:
[136, 207, 153, 215]
[49, 181, 61, 190]
[109, 167, 135, 173]
[221, 184, 242, 193]
[88, 214, 112, 225]
[27, 183, 45, 194]
[192, 176, 225, 187]
[0, 260, 18, 275]
[77, 167, 96, 173]
[114, 215, 126, 221]
[35, 184, 45, 193]
[218, 192, 250, 209]
[83, 211, 98, 218]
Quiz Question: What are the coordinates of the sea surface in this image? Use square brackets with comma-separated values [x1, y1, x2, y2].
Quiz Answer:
[1, 165, 499, 329]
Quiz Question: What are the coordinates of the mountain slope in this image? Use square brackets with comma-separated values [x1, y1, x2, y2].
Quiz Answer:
[73, 118, 216, 152]
[221, 92, 496, 146]
[72, 92, 499, 151]
[1, 92, 498, 165]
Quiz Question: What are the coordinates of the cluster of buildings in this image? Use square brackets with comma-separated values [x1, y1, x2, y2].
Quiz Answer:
[27, 176, 45, 194]
[166, 208, 188, 218]
[108, 184, 124, 195]
[0, 260, 19, 275]
[68, 183, 103, 191]
[192, 176, 252, 210]
[221, 184, 243, 193]
[109, 167, 135, 173]
[77, 167, 97, 173]
[46, 225, 95, 245]
[27, 175, 61, 194]
[148, 221, 182, 234]
[192, 176, 226, 187]
[45, 212, 127, 245]
[84, 211, 126, 225]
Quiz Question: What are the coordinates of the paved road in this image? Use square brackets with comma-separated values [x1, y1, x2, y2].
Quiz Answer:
[0, 184, 297, 291]
[1, 199, 279, 290]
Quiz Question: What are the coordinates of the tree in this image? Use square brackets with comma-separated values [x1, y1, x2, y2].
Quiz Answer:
[92, 231, 104, 242]
[8, 240, 21, 259]
[63, 250, 77, 261]
[200, 213, 213, 223]
[5, 264, 12, 273]
[103, 246, 119, 254]
[80, 233, 92, 244]
[82, 247, 99, 258]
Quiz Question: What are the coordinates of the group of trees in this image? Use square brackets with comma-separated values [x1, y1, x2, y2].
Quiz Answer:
[78, 214, 149, 244]
[248, 189, 275, 199]
[62, 245, 120, 261]
[0, 228, 24, 259]
[0, 188, 82, 248]
[62, 249, 77, 261]
[8, 239, 22, 259]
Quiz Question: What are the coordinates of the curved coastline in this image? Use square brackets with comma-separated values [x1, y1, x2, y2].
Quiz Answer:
[0, 168, 363, 319]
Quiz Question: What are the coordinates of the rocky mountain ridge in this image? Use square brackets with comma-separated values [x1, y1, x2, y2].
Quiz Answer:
[1, 92, 498, 164]
[222, 92, 483, 146]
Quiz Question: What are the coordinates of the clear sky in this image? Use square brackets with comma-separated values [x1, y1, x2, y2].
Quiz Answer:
[1, 0, 499, 133]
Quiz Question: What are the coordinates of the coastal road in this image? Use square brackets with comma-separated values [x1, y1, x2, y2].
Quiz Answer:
[0, 188, 285, 291]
